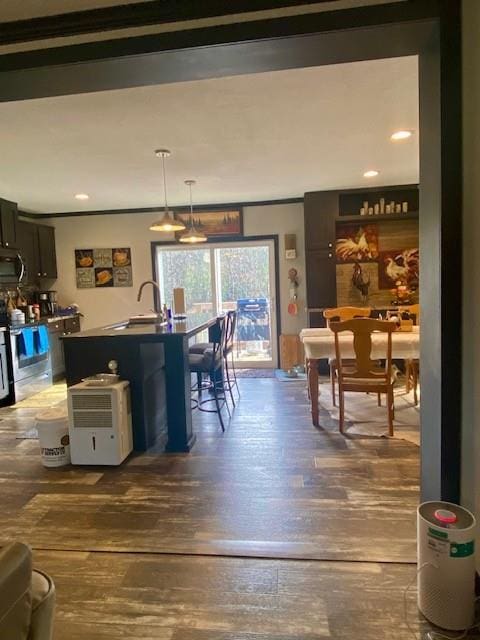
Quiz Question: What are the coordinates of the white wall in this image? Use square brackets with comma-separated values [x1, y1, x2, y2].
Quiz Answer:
[46, 202, 307, 336]
[461, 0, 480, 556]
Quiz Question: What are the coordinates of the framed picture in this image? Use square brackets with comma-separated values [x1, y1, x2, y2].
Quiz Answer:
[378, 248, 419, 289]
[174, 209, 243, 239]
[75, 248, 133, 288]
[335, 224, 379, 263]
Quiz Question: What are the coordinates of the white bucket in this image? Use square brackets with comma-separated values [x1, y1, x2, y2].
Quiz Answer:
[36, 408, 71, 468]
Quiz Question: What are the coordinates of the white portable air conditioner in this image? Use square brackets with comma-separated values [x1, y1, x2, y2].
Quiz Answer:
[417, 501, 476, 631]
[67, 380, 133, 465]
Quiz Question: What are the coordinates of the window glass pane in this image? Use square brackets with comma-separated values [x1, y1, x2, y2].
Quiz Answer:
[158, 248, 213, 315]
[216, 245, 271, 362]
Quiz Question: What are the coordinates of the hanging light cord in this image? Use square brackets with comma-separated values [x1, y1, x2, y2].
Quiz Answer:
[162, 153, 168, 213]
[188, 182, 195, 230]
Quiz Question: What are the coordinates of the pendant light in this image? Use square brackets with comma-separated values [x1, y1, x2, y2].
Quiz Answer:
[149, 149, 186, 232]
[179, 179, 207, 243]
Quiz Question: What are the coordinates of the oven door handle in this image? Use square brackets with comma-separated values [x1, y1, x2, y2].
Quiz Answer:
[17, 253, 25, 283]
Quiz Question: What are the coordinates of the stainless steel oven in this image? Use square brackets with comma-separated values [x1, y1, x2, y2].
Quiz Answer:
[10, 326, 52, 402]
[0, 248, 25, 286]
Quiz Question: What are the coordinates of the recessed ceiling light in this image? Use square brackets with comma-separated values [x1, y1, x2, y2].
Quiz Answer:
[74, 193, 89, 201]
[363, 170, 379, 178]
[391, 130, 413, 141]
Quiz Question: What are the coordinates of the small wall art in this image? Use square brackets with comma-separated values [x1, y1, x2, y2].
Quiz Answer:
[75, 248, 132, 288]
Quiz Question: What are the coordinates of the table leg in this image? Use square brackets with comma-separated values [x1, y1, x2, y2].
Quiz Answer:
[307, 358, 319, 426]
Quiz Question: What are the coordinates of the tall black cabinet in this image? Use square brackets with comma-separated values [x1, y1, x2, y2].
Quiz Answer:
[304, 191, 337, 327]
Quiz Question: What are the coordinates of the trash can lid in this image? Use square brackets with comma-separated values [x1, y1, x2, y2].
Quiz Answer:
[35, 407, 68, 423]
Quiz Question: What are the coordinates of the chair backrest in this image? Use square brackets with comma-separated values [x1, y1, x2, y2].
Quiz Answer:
[323, 306, 371, 326]
[224, 310, 237, 354]
[398, 304, 420, 325]
[211, 316, 228, 365]
[330, 318, 395, 381]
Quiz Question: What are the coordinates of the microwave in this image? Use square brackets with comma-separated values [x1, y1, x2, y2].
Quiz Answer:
[0, 248, 25, 285]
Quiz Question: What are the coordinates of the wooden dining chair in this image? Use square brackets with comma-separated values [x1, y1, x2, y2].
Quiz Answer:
[398, 304, 420, 405]
[323, 306, 372, 406]
[330, 318, 396, 435]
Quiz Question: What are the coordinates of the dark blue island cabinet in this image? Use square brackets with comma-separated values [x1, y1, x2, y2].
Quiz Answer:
[62, 314, 218, 452]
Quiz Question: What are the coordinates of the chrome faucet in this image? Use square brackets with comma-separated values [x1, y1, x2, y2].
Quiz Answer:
[137, 280, 162, 308]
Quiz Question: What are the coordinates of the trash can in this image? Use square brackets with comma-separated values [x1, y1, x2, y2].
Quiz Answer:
[36, 407, 70, 468]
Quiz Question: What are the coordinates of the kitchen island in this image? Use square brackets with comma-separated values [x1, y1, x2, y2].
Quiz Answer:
[62, 313, 219, 452]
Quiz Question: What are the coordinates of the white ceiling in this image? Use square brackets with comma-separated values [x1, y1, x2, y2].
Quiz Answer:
[0, 0, 152, 22]
[0, 56, 418, 214]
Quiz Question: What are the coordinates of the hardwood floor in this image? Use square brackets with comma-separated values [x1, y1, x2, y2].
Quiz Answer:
[0, 378, 424, 638]
[0, 379, 418, 561]
[33, 549, 430, 640]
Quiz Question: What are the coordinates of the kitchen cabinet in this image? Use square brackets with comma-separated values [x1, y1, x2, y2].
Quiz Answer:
[17, 221, 40, 285]
[37, 224, 57, 279]
[0, 199, 18, 248]
[48, 316, 81, 380]
[16, 221, 57, 284]
[304, 191, 338, 317]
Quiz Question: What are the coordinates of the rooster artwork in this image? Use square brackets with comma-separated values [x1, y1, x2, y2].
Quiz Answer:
[379, 248, 419, 289]
[335, 224, 379, 262]
[351, 262, 371, 303]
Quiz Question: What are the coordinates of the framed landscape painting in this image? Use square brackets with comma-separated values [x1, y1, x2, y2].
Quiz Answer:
[174, 209, 243, 239]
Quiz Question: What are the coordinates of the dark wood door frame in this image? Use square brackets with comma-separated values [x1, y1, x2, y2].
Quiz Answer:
[0, 0, 462, 501]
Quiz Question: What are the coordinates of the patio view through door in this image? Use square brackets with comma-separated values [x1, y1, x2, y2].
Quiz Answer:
[156, 239, 278, 368]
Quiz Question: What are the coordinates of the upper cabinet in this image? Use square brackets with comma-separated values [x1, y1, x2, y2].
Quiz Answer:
[0, 199, 18, 248]
[37, 224, 57, 279]
[17, 220, 57, 284]
[17, 221, 40, 285]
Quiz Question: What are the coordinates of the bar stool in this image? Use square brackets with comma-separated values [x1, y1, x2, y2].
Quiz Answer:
[223, 310, 240, 405]
[189, 317, 230, 431]
[189, 311, 240, 407]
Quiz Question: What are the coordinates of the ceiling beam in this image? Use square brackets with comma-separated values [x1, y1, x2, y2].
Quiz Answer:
[0, 0, 333, 45]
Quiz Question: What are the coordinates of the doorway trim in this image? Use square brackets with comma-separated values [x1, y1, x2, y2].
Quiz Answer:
[153, 236, 280, 368]
[151, 234, 282, 364]
[0, 0, 462, 502]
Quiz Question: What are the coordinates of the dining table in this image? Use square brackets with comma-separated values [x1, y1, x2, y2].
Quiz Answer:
[300, 326, 420, 426]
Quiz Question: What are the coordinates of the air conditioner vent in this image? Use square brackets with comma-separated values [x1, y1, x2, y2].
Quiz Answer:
[72, 410, 113, 429]
[71, 393, 112, 411]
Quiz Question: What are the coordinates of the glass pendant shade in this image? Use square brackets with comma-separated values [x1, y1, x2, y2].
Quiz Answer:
[150, 149, 185, 232]
[179, 180, 207, 243]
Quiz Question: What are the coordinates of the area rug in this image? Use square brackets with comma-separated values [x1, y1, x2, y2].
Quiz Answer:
[235, 369, 276, 378]
[317, 382, 420, 446]
[275, 369, 307, 382]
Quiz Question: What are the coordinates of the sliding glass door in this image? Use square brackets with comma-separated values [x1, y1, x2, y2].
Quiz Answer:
[156, 239, 278, 368]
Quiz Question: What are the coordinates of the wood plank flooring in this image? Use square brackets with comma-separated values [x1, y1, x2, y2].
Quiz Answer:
[0, 378, 428, 638]
[0, 379, 419, 562]
[34, 549, 431, 640]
